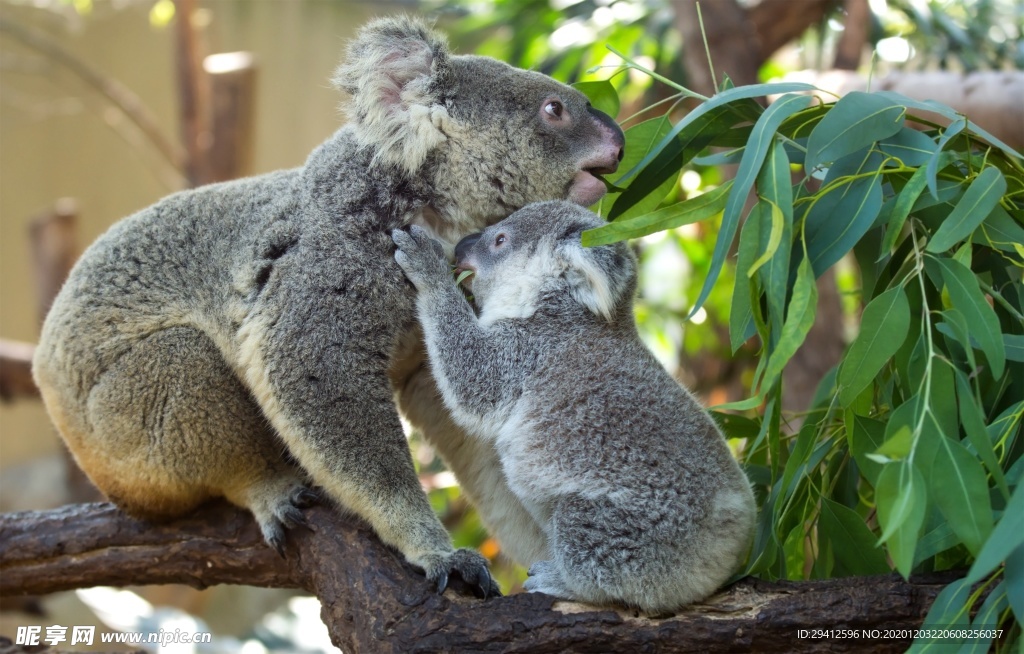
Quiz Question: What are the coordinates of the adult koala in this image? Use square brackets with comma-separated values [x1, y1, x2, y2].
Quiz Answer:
[33, 16, 623, 596]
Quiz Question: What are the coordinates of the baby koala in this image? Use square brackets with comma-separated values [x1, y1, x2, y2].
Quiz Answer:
[392, 201, 755, 613]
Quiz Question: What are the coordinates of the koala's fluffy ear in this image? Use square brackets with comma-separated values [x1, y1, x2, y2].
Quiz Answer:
[561, 239, 633, 323]
[333, 16, 452, 174]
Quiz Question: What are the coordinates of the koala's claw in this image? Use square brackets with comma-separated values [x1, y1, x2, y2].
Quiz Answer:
[281, 505, 313, 531]
[294, 487, 320, 508]
[256, 480, 316, 556]
[435, 570, 449, 595]
[422, 548, 502, 599]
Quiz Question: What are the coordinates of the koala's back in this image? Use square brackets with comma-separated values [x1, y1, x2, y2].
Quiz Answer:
[508, 329, 754, 611]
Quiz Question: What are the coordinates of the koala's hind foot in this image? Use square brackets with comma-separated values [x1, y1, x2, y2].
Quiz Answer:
[523, 560, 573, 598]
[225, 475, 319, 557]
[420, 548, 501, 599]
[48, 326, 314, 555]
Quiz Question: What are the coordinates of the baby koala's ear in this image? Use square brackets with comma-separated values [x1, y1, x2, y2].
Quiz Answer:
[560, 241, 626, 322]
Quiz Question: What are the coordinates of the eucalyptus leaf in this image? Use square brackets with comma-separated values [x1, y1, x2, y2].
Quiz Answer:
[926, 166, 1007, 253]
[756, 141, 794, 342]
[819, 498, 889, 576]
[805, 92, 905, 172]
[879, 127, 939, 167]
[965, 483, 1024, 583]
[804, 152, 884, 276]
[758, 257, 817, 393]
[573, 79, 620, 119]
[582, 181, 732, 246]
[876, 460, 927, 577]
[935, 258, 1006, 378]
[838, 286, 910, 406]
[687, 93, 813, 318]
[616, 82, 819, 185]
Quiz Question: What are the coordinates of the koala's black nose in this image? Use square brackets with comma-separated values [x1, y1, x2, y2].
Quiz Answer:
[455, 232, 482, 264]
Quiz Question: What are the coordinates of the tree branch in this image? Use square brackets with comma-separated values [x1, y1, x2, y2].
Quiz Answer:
[1, 502, 967, 653]
[0, 18, 186, 173]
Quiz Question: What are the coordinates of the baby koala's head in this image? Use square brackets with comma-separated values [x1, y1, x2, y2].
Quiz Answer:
[453, 201, 636, 324]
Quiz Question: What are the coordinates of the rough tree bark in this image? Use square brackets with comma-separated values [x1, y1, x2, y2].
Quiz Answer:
[1, 502, 969, 653]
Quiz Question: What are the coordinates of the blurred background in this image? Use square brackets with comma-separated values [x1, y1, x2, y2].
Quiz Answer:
[1, 0, 1020, 651]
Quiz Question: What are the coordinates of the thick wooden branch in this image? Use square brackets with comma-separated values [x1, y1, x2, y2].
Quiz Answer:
[1, 502, 964, 653]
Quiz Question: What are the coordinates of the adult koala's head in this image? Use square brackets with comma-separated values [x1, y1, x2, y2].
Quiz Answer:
[334, 17, 625, 233]
[452, 201, 636, 325]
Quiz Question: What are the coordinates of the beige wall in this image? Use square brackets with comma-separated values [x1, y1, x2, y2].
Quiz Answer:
[0, 1, 397, 488]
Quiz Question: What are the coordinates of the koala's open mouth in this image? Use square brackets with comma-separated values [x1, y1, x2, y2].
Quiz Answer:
[571, 156, 621, 207]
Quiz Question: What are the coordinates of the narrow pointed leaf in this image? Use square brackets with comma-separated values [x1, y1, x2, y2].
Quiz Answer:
[582, 181, 731, 246]
[688, 93, 814, 318]
[926, 166, 1007, 253]
[755, 141, 794, 340]
[876, 460, 927, 577]
[838, 286, 910, 406]
[758, 257, 817, 393]
[819, 498, 889, 576]
[926, 117, 966, 198]
[966, 483, 1024, 583]
[923, 433, 993, 556]
[805, 92, 905, 171]
[616, 82, 819, 185]
[935, 258, 1006, 378]
[805, 170, 884, 276]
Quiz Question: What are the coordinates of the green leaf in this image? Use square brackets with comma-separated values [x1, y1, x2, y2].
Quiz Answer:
[975, 205, 1024, 253]
[819, 498, 889, 576]
[582, 181, 731, 246]
[1005, 334, 1024, 362]
[960, 581, 1008, 654]
[573, 80, 619, 119]
[730, 204, 762, 352]
[921, 430, 993, 556]
[926, 167, 1007, 253]
[965, 482, 1024, 583]
[687, 93, 814, 318]
[616, 82, 819, 185]
[755, 141, 794, 341]
[805, 92, 905, 171]
[879, 165, 932, 257]
[908, 578, 972, 652]
[1006, 543, 1024, 622]
[838, 286, 910, 406]
[758, 256, 817, 393]
[848, 414, 885, 487]
[878, 127, 938, 167]
[804, 154, 884, 276]
[954, 369, 1010, 500]
[876, 460, 927, 577]
[925, 117, 966, 199]
[935, 258, 1006, 378]
[748, 200, 783, 278]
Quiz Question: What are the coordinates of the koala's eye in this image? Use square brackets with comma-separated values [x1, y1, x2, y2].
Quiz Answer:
[544, 101, 564, 119]
[494, 234, 507, 247]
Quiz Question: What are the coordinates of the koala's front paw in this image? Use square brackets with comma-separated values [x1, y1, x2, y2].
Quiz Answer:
[419, 548, 502, 599]
[392, 225, 449, 292]
[524, 560, 573, 599]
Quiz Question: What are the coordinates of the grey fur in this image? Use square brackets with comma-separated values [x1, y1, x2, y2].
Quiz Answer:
[32, 16, 623, 596]
[393, 202, 756, 613]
